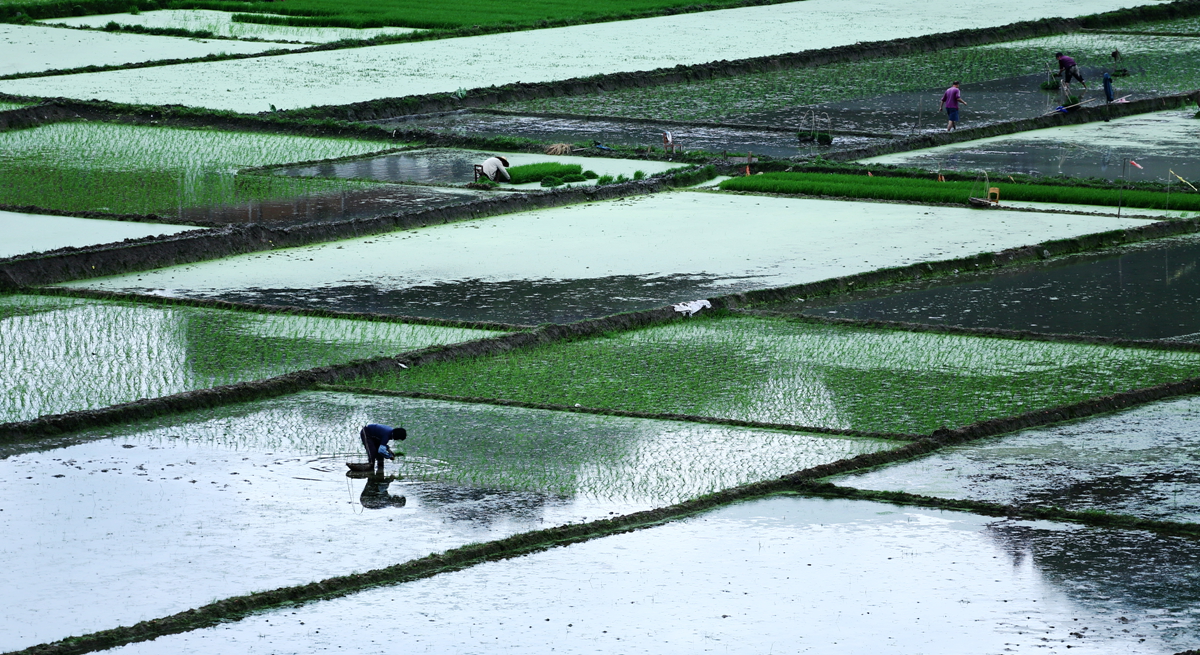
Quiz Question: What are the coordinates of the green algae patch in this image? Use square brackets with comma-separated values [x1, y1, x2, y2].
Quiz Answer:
[354, 314, 1200, 435]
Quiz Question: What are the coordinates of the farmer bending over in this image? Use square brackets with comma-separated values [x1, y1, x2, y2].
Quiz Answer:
[1056, 52, 1087, 91]
[940, 81, 965, 132]
[482, 156, 511, 182]
[360, 423, 407, 470]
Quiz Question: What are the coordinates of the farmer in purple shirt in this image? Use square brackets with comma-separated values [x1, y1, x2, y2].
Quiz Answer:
[1056, 52, 1087, 91]
[940, 81, 965, 132]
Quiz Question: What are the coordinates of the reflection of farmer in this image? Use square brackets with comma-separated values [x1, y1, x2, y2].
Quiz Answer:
[482, 156, 511, 182]
[360, 423, 407, 471]
[360, 475, 407, 509]
[1056, 52, 1087, 91]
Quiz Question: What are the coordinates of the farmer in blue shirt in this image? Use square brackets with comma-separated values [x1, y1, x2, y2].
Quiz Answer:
[360, 423, 407, 470]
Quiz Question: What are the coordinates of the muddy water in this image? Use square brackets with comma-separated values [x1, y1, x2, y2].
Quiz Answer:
[376, 112, 823, 159]
[104, 496, 1200, 655]
[789, 235, 1200, 341]
[0, 392, 885, 651]
[178, 184, 481, 226]
[864, 110, 1200, 182]
[835, 395, 1200, 523]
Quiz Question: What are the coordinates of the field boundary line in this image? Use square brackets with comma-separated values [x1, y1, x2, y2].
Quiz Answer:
[0, 305, 687, 443]
[0, 177, 676, 288]
[469, 108, 896, 139]
[740, 311, 1200, 354]
[317, 384, 922, 441]
[12, 379, 1200, 655]
[25, 287, 532, 332]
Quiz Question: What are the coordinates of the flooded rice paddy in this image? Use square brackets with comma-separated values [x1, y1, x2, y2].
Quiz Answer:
[864, 110, 1200, 182]
[0, 122, 394, 217]
[0, 210, 200, 259]
[0, 392, 887, 651]
[788, 234, 1200, 341]
[273, 148, 678, 186]
[101, 496, 1200, 655]
[176, 183, 481, 226]
[835, 395, 1200, 523]
[44, 10, 421, 44]
[0, 295, 497, 423]
[356, 315, 1200, 434]
[66, 193, 1147, 324]
[0, 0, 1148, 111]
[0, 22, 298, 76]
[376, 112, 829, 159]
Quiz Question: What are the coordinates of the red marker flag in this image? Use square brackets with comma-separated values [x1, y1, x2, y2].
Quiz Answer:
[868, 171, 873, 177]
[1129, 160, 1144, 169]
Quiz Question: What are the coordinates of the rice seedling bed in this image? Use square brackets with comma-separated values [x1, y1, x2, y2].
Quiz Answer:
[0, 209, 200, 259]
[1108, 13, 1200, 33]
[0, 294, 498, 423]
[43, 9, 420, 43]
[0, 390, 890, 651]
[0, 122, 394, 217]
[785, 234, 1200, 342]
[377, 111, 815, 159]
[496, 33, 1200, 128]
[352, 314, 1200, 435]
[65, 194, 1146, 323]
[0, 22, 298, 77]
[863, 109, 1200, 182]
[99, 495, 1200, 655]
[0, 0, 1148, 112]
[835, 394, 1200, 523]
[271, 148, 677, 187]
[720, 171, 1200, 211]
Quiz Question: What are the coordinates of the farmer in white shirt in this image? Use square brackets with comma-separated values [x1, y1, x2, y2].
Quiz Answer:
[482, 156, 511, 182]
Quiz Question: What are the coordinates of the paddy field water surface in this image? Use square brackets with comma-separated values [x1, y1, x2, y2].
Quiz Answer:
[355, 315, 1200, 434]
[67, 193, 1149, 324]
[0, 22, 298, 76]
[863, 110, 1200, 182]
[100, 496, 1200, 655]
[0, 122, 394, 216]
[0, 295, 497, 423]
[0, 0, 1151, 111]
[44, 10, 421, 43]
[792, 234, 1200, 341]
[0, 391, 888, 650]
[834, 395, 1200, 523]
[0, 210, 200, 259]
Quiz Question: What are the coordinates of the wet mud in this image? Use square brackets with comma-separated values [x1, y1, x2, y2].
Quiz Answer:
[790, 235, 1200, 341]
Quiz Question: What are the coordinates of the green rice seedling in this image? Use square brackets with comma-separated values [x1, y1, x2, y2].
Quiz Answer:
[560, 173, 588, 183]
[0, 122, 395, 216]
[633, 170, 646, 180]
[539, 176, 564, 187]
[583, 170, 598, 179]
[719, 172, 1200, 211]
[504, 162, 583, 185]
[352, 315, 1200, 435]
[595, 174, 615, 186]
[0, 294, 499, 423]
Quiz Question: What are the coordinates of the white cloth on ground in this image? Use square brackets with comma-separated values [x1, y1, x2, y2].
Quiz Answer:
[672, 299, 712, 316]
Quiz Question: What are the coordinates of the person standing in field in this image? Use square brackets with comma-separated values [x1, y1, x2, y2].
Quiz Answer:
[940, 81, 965, 132]
[1056, 52, 1087, 92]
[360, 423, 407, 471]
[481, 155, 511, 182]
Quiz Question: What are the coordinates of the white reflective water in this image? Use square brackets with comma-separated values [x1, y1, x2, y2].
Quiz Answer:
[0, 210, 199, 260]
[106, 496, 1200, 654]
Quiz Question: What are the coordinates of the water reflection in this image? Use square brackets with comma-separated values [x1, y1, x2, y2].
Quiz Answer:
[196, 274, 762, 325]
[179, 184, 479, 226]
[794, 236, 1200, 340]
[986, 522, 1200, 637]
[358, 475, 407, 509]
[274, 148, 495, 185]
